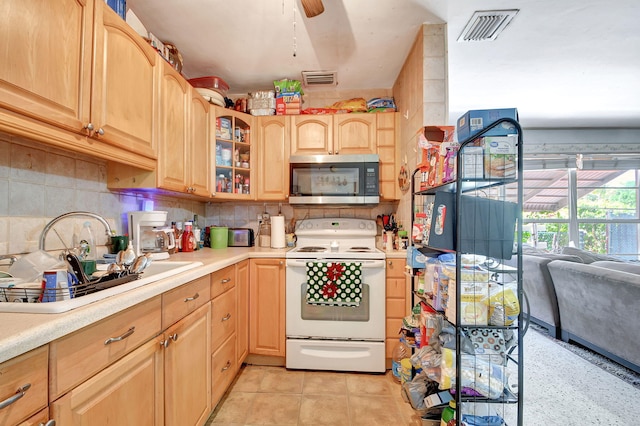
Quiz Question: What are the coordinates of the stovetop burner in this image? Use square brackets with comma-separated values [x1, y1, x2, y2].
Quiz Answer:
[297, 246, 328, 253]
[346, 247, 374, 252]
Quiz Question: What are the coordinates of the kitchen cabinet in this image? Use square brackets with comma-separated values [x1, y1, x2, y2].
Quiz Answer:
[0, 0, 157, 169]
[163, 303, 211, 426]
[107, 66, 213, 199]
[51, 337, 164, 426]
[385, 258, 409, 367]
[290, 114, 376, 156]
[213, 106, 254, 199]
[236, 260, 250, 365]
[49, 296, 162, 400]
[256, 115, 290, 200]
[376, 112, 399, 200]
[0, 346, 48, 426]
[18, 408, 52, 426]
[249, 258, 286, 357]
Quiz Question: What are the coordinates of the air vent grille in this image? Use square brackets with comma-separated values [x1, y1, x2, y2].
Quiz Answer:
[457, 10, 519, 42]
[301, 70, 338, 86]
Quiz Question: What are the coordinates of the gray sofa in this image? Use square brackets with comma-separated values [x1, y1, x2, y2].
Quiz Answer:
[547, 260, 640, 373]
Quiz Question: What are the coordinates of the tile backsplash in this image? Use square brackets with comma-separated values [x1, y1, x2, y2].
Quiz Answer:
[0, 134, 399, 257]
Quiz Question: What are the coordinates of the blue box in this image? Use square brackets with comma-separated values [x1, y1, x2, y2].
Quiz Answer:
[456, 108, 518, 141]
[106, 0, 126, 20]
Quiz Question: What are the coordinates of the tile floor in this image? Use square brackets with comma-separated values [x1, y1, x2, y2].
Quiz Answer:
[205, 365, 423, 425]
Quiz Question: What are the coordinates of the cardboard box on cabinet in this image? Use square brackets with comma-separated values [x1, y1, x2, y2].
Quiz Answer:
[276, 92, 302, 115]
[456, 108, 518, 141]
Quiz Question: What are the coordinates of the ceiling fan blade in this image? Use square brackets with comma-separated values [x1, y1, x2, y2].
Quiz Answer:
[301, 0, 324, 18]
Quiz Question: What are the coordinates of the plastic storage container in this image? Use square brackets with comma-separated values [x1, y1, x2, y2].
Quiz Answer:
[187, 76, 230, 96]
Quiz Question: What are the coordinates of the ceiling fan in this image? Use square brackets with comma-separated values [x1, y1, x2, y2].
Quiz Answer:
[300, 0, 324, 17]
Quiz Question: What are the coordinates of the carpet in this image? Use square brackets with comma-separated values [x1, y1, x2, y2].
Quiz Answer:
[530, 324, 640, 390]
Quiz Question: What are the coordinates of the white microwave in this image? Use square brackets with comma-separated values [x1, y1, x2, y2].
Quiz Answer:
[289, 154, 380, 205]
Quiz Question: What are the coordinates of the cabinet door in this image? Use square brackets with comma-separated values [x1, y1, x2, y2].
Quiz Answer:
[385, 259, 408, 360]
[0, 346, 48, 426]
[333, 113, 376, 154]
[0, 0, 92, 131]
[91, 0, 158, 158]
[189, 90, 212, 197]
[51, 337, 164, 426]
[290, 115, 332, 155]
[257, 116, 290, 200]
[18, 407, 50, 426]
[249, 259, 286, 357]
[164, 303, 211, 426]
[236, 260, 250, 364]
[157, 63, 189, 193]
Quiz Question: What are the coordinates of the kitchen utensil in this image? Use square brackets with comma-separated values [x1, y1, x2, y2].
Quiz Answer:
[66, 253, 89, 284]
[122, 243, 136, 270]
[131, 255, 148, 274]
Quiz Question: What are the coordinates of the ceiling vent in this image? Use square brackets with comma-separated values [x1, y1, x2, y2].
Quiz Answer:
[457, 10, 519, 42]
[301, 70, 338, 87]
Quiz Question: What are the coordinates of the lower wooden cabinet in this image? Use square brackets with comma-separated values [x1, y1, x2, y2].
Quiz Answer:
[51, 337, 164, 425]
[236, 260, 250, 365]
[0, 346, 48, 426]
[211, 334, 236, 407]
[249, 258, 286, 357]
[164, 303, 211, 426]
[385, 259, 408, 365]
[18, 407, 53, 426]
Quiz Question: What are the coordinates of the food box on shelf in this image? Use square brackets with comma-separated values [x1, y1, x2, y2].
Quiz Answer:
[418, 126, 455, 189]
[276, 92, 302, 115]
[445, 281, 490, 325]
[456, 108, 518, 141]
[216, 118, 232, 140]
[461, 145, 484, 179]
[481, 135, 517, 178]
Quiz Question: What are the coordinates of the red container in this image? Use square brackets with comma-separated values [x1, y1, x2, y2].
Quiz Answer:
[188, 76, 229, 96]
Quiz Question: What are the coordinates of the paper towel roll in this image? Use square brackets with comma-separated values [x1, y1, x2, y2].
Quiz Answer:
[270, 215, 286, 248]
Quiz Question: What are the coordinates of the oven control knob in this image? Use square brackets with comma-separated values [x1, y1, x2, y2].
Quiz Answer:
[359, 222, 366, 229]
[366, 222, 374, 230]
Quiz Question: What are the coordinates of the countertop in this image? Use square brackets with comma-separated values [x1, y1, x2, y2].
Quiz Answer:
[0, 246, 407, 363]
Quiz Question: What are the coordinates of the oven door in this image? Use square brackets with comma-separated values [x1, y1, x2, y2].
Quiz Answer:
[285, 258, 386, 340]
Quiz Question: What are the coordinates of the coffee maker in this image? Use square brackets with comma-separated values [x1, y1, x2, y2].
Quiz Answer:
[128, 211, 176, 260]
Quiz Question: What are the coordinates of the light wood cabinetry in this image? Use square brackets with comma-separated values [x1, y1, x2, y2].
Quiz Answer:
[211, 334, 236, 408]
[213, 106, 254, 199]
[0, 346, 48, 426]
[249, 258, 286, 357]
[49, 296, 162, 400]
[163, 303, 211, 426]
[0, 0, 157, 169]
[236, 260, 250, 365]
[377, 112, 399, 200]
[333, 113, 377, 155]
[290, 114, 376, 156]
[162, 275, 211, 329]
[51, 337, 164, 426]
[256, 115, 291, 200]
[385, 259, 408, 365]
[18, 407, 52, 426]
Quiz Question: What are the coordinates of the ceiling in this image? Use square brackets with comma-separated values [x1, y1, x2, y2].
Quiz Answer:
[126, 0, 640, 129]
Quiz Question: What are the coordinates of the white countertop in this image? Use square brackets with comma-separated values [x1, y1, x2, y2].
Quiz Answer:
[0, 246, 405, 363]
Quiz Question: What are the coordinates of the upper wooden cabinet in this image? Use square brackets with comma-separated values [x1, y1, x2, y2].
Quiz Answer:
[256, 115, 290, 200]
[290, 114, 376, 156]
[376, 112, 399, 200]
[0, 0, 157, 168]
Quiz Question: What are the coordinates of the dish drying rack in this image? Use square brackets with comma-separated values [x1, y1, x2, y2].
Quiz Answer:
[0, 272, 140, 304]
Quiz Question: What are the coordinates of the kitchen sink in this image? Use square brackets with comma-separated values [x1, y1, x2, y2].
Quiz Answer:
[0, 261, 203, 314]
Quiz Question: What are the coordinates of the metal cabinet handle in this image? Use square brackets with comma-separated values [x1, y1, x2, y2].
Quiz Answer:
[279, 260, 284, 266]
[104, 326, 135, 345]
[220, 278, 231, 284]
[0, 383, 31, 409]
[41, 420, 56, 426]
[170, 333, 179, 342]
[96, 127, 105, 136]
[160, 339, 170, 348]
[387, 260, 392, 265]
[221, 313, 231, 322]
[184, 292, 200, 302]
[221, 361, 231, 372]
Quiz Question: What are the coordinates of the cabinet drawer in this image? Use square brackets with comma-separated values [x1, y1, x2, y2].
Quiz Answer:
[211, 287, 236, 351]
[49, 296, 162, 400]
[211, 265, 235, 298]
[18, 407, 49, 426]
[0, 346, 48, 426]
[386, 298, 406, 318]
[162, 275, 211, 328]
[211, 334, 236, 408]
[386, 259, 406, 278]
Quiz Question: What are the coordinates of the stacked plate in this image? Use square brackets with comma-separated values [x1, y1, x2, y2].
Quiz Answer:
[195, 88, 225, 107]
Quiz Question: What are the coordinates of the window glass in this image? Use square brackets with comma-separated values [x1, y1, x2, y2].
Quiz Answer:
[576, 170, 637, 219]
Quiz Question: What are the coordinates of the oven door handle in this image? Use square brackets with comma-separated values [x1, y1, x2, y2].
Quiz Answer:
[286, 259, 386, 269]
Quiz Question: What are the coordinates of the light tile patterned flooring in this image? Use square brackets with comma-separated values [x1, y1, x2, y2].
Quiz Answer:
[205, 364, 422, 425]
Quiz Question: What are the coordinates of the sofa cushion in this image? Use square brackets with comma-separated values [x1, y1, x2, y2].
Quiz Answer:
[591, 261, 640, 275]
[561, 247, 623, 264]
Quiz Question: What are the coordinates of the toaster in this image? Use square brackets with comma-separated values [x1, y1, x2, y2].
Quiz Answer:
[227, 228, 255, 247]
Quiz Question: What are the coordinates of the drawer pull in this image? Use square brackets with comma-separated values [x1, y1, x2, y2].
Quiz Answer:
[160, 339, 170, 348]
[221, 361, 231, 372]
[221, 313, 231, 322]
[220, 277, 231, 284]
[184, 292, 200, 302]
[42, 421, 56, 426]
[104, 326, 135, 345]
[0, 383, 31, 409]
[170, 333, 179, 342]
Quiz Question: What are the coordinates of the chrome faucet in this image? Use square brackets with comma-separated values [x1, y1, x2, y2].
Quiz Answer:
[0, 254, 17, 265]
[39, 211, 113, 251]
